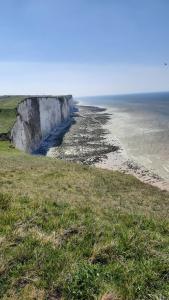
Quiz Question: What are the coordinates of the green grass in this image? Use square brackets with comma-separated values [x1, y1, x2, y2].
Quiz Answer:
[0, 141, 169, 299]
[0, 96, 25, 134]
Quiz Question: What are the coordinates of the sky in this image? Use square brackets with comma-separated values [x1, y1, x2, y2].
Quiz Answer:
[0, 0, 169, 96]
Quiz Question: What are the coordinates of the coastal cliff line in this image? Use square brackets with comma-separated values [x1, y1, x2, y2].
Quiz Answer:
[11, 95, 74, 153]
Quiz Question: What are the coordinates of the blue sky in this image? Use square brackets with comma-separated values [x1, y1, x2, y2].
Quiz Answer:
[0, 0, 169, 96]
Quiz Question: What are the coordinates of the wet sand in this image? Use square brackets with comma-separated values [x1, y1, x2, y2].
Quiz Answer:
[47, 105, 169, 191]
[95, 106, 169, 191]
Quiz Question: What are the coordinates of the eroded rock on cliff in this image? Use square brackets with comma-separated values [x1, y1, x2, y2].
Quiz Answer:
[11, 96, 74, 153]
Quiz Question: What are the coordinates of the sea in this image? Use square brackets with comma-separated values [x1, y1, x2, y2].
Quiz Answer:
[78, 92, 169, 180]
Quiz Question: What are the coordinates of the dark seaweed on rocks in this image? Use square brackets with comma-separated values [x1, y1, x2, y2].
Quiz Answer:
[48, 106, 120, 165]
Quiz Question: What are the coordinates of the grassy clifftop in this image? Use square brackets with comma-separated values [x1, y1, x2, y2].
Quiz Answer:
[0, 142, 169, 299]
[0, 96, 25, 134]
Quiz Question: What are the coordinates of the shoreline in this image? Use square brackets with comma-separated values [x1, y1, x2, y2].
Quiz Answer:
[47, 105, 119, 164]
[94, 105, 169, 191]
[47, 104, 169, 191]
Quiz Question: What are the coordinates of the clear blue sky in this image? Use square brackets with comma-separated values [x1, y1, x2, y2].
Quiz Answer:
[0, 0, 169, 96]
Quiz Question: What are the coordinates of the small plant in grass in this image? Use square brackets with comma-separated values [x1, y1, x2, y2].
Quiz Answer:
[0, 193, 12, 210]
[65, 262, 101, 299]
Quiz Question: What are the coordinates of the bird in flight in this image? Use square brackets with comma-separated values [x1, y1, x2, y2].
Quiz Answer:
[164, 62, 168, 66]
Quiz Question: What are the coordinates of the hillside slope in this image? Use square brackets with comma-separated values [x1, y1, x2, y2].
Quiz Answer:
[0, 96, 25, 135]
[0, 142, 169, 299]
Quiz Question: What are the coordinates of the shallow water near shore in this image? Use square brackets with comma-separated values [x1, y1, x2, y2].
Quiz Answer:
[78, 92, 169, 181]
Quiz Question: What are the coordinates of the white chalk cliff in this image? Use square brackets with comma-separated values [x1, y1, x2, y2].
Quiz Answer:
[11, 96, 74, 153]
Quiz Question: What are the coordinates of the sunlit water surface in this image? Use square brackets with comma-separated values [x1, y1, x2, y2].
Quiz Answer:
[78, 92, 169, 180]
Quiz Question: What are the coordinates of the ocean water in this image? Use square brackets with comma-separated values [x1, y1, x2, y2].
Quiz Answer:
[78, 92, 169, 180]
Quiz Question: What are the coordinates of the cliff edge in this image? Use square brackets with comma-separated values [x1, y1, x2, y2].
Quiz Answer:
[11, 95, 74, 153]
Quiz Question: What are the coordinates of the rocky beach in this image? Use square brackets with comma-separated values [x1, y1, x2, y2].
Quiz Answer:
[47, 105, 169, 191]
[47, 105, 119, 164]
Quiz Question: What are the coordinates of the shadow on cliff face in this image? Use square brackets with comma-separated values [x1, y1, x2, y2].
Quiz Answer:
[33, 120, 75, 156]
[45, 106, 120, 165]
[33, 109, 77, 156]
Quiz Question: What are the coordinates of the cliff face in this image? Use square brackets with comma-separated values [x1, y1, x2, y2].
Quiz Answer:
[11, 96, 74, 153]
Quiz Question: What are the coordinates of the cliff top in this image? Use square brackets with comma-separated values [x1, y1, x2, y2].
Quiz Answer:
[1, 95, 168, 299]
[0, 96, 25, 134]
[0, 140, 169, 299]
